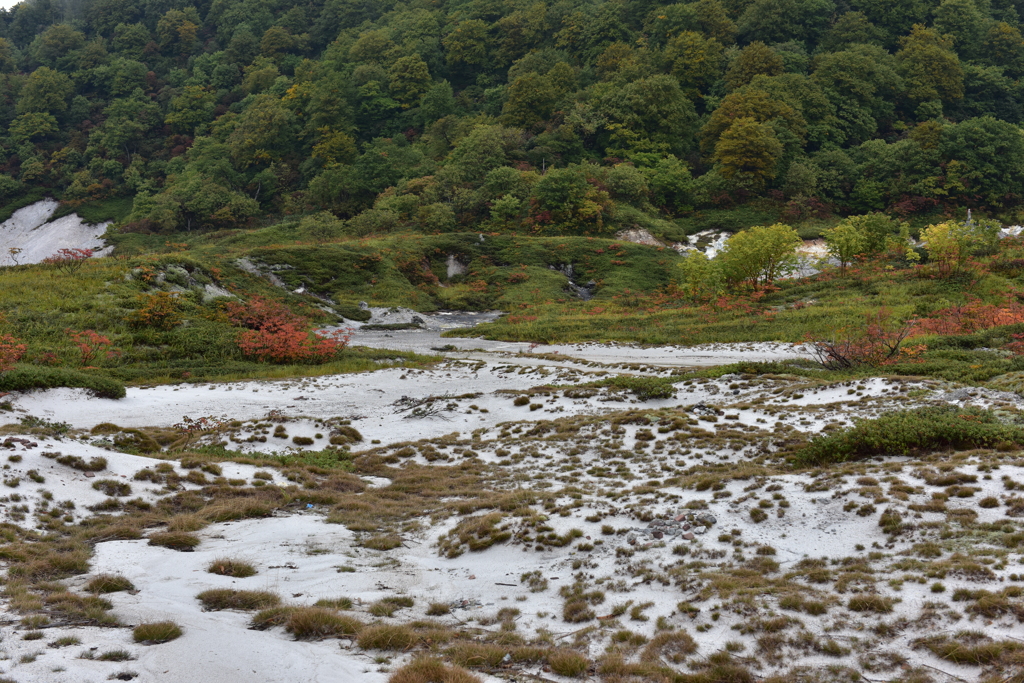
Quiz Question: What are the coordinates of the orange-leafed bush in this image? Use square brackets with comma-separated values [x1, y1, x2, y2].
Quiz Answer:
[224, 297, 351, 364]
[916, 300, 1024, 336]
[809, 309, 923, 370]
[126, 292, 183, 330]
[66, 329, 115, 365]
[0, 334, 26, 372]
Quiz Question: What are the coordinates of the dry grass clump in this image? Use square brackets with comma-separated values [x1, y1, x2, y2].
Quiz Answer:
[250, 606, 298, 630]
[38, 588, 118, 625]
[446, 641, 508, 668]
[362, 534, 403, 551]
[92, 479, 132, 497]
[207, 558, 256, 577]
[847, 595, 895, 613]
[133, 621, 182, 644]
[388, 657, 481, 683]
[369, 596, 414, 617]
[918, 631, 1024, 666]
[86, 574, 135, 594]
[201, 498, 274, 523]
[148, 531, 200, 551]
[315, 597, 354, 609]
[547, 649, 590, 677]
[426, 601, 451, 616]
[357, 623, 416, 650]
[7, 547, 91, 581]
[641, 631, 698, 664]
[284, 607, 364, 640]
[437, 512, 512, 558]
[952, 586, 1024, 619]
[166, 513, 206, 532]
[197, 589, 280, 611]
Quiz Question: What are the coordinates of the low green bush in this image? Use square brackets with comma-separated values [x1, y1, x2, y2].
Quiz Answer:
[795, 406, 1024, 466]
[581, 375, 677, 400]
[0, 366, 125, 399]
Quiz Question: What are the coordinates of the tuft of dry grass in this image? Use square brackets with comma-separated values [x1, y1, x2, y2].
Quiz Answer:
[250, 606, 298, 630]
[641, 631, 698, 664]
[314, 597, 354, 609]
[369, 596, 414, 617]
[547, 649, 590, 677]
[86, 574, 135, 594]
[148, 532, 200, 551]
[357, 623, 416, 650]
[197, 589, 280, 611]
[207, 558, 256, 577]
[133, 621, 182, 644]
[284, 607, 364, 640]
[362, 534, 403, 551]
[426, 601, 451, 616]
[848, 595, 895, 614]
[388, 657, 481, 683]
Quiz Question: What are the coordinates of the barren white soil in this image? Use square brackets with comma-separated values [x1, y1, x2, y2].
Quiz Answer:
[0, 333, 1022, 682]
[0, 199, 111, 266]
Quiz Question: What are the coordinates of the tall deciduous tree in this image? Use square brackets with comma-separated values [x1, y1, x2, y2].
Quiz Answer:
[719, 223, 802, 288]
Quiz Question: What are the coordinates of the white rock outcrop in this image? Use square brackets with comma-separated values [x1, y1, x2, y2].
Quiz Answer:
[0, 198, 111, 266]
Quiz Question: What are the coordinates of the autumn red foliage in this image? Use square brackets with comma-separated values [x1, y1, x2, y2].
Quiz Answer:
[809, 309, 924, 369]
[914, 299, 1024, 336]
[0, 334, 26, 372]
[224, 297, 351, 364]
[66, 329, 115, 365]
[43, 248, 94, 275]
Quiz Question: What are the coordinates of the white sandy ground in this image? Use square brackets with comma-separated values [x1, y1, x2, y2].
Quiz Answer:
[0, 199, 111, 266]
[2, 340, 1024, 681]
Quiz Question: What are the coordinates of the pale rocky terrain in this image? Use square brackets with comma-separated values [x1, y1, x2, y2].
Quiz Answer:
[0, 200, 111, 266]
[0, 329, 1021, 683]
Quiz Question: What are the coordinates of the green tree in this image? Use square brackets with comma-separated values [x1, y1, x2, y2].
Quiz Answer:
[226, 94, 298, 168]
[156, 8, 200, 57]
[501, 72, 557, 128]
[896, 24, 964, 105]
[921, 217, 1001, 277]
[823, 221, 868, 274]
[714, 118, 784, 189]
[594, 75, 699, 157]
[641, 155, 694, 215]
[17, 67, 73, 114]
[982, 22, 1024, 78]
[843, 213, 902, 254]
[530, 164, 612, 233]
[165, 86, 217, 134]
[725, 42, 784, 91]
[605, 164, 649, 204]
[443, 19, 491, 67]
[737, 0, 835, 45]
[719, 223, 802, 288]
[940, 116, 1024, 207]
[818, 12, 885, 52]
[676, 251, 725, 303]
[933, 0, 984, 60]
[30, 23, 85, 69]
[667, 32, 725, 98]
[387, 55, 431, 106]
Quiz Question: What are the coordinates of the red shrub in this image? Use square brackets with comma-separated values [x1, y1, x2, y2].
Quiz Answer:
[66, 329, 113, 366]
[224, 297, 351, 364]
[0, 335, 26, 372]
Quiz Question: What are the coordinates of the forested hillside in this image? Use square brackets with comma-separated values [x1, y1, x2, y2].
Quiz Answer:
[0, 0, 1021, 237]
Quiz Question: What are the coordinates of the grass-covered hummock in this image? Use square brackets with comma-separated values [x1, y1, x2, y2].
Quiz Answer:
[793, 406, 1024, 466]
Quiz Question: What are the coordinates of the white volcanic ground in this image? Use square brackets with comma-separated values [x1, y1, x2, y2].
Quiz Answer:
[0, 199, 111, 266]
[0, 329, 1021, 683]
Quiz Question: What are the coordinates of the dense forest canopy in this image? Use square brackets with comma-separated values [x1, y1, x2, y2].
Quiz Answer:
[0, 0, 1023, 236]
